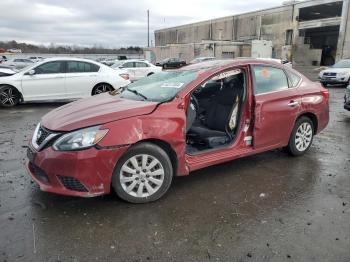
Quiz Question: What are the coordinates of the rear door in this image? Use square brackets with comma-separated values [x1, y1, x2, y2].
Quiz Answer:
[21, 61, 66, 101]
[65, 61, 100, 98]
[134, 61, 151, 80]
[252, 65, 301, 149]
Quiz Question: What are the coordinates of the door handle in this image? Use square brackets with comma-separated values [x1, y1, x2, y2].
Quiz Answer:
[288, 100, 299, 107]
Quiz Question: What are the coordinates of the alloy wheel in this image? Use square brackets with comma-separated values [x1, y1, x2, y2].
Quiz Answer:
[93, 84, 112, 95]
[120, 154, 165, 198]
[0, 87, 18, 107]
[295, 122, 313, 152]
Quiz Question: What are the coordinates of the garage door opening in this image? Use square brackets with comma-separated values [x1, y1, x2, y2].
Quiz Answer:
[298, 1, 343, 21]
[299, 25, 340, 66]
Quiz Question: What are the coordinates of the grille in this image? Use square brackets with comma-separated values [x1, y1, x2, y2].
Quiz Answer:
[36, 126, 51, 146]
[57, 176, 88, 192]
[323, 72, 336, 76]
[30, 163, 50, 184]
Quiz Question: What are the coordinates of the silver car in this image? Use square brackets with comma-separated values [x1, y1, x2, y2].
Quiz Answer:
[319, 59, 350, 87]
[3, 58, 34, 70]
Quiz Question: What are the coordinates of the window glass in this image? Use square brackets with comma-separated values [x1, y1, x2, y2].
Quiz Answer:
[35, 62, 63, 74]
[122, 62, 134, 68]
[252, 66, 289, 95]
[286, 70, 301, 87]
[67, 61, 99, 73]
[121, 70, 198, 102]
[135, 62, 149, 68]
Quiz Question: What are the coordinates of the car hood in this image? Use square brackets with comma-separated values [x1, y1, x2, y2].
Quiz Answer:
[41, 93, 159, 131]
[321, 68, 350, 74]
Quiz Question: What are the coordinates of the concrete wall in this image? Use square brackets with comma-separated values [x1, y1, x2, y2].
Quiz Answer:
[154, 0, 350, 65]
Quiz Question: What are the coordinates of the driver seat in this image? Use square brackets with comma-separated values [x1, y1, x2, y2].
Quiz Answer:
[189, 78, 241, 147]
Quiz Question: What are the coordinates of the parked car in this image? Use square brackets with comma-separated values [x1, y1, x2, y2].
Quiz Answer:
[345, 84, 350, 111]
[189, 57, 216, 64]
[156, 58, 186, 69]
[111, 59, 162, 81]
[0, 66, 16, 77]
[3, 58, 34, 69]
[26, 59, 329, 203]
[28, 56, 44, 62]
[0, 55, 7, 63]
[0, 57, 130, 107]
[319, 59, 350, 86]
[101, 56, 128, 66]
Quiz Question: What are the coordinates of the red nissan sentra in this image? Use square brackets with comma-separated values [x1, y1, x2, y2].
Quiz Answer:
[26, 59, 329, 203]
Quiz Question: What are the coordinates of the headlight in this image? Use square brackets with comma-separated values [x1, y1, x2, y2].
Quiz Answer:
[53, 126, 108, 151]
[338, 72, 348, 77]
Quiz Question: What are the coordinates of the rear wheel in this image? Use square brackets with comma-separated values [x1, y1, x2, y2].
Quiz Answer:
[112, 143, 173, 203]
[0, 85, 20, 107]
[92, 83, 113, 95]
[286, 116, 314, 156]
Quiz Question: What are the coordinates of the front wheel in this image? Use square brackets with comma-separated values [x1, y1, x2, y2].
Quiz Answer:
[286, 116, 314, 156]
[112, 143, 173, 203]
[0, 85, 20, 107]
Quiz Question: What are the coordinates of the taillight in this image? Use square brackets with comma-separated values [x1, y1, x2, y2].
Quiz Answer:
[119, 73, 129, 80]
[321, 87, 330, 101]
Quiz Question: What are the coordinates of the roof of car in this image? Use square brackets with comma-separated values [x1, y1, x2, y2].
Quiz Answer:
[41, 57, 100, 63]
[180, 58, 283, 71]
[116, 59, 149, 63]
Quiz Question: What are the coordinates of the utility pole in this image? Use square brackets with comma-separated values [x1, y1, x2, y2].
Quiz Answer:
[147, 10, 150, 47]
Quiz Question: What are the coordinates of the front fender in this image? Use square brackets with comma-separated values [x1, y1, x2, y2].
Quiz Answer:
[99, 102, 189, 176]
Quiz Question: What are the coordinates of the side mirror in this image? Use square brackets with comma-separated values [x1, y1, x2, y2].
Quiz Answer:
[27, 69, 35, 75]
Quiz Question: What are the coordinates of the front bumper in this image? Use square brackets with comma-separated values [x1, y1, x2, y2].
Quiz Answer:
[26, 144, 128, 197]
[319, 76, 349, 85]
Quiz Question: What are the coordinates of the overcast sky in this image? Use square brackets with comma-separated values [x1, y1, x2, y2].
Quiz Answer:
[1, 0, 288, 48]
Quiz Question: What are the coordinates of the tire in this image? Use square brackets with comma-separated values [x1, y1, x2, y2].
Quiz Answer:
[286, 116, 314, 156]
[112, 143, 173, 203]
[92, 83, 113, 96]
[0, 85, 20, 107]
[163, 64, 167, 69]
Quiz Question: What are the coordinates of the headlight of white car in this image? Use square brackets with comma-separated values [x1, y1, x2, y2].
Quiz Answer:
[338, 72, 348, 77]
[53, 126, 108, 151]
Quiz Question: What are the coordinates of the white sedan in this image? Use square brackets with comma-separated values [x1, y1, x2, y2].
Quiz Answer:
[111, 59, 162, 82]
[0, 57, 130, 107]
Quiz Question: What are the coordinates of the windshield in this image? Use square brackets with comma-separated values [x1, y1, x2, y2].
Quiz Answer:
[120, 70, 199, 102]
[333, 60, 350, 68]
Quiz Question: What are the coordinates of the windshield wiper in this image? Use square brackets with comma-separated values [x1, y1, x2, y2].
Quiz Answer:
[126, 87, 148, 100]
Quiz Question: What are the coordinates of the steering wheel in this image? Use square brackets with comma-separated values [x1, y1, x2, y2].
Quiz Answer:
[186, 95, 199, 132]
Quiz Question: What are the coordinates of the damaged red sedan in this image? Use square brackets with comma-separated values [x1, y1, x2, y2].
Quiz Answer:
[26, 59, 329, 203]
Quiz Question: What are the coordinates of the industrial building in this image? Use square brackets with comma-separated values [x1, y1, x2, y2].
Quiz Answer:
[150, 0, 350, 66]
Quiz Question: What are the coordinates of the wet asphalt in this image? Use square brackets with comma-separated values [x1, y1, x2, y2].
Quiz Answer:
[0, 87, 349, 262]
